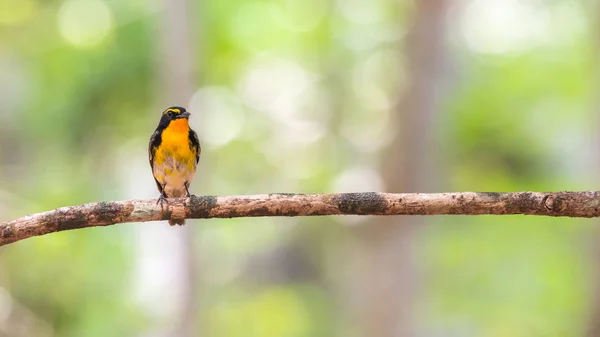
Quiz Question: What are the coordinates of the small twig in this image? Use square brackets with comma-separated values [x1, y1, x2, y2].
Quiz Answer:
[1, 191, 599, 247]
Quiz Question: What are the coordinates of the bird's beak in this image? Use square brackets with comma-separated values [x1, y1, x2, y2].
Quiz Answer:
[179, 111, 191, 118]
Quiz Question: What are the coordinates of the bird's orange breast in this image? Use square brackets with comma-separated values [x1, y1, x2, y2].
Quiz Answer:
[153, 119, 195, 167]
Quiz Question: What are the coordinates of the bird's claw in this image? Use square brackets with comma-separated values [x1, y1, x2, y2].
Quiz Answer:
[157, 194, 168, 209]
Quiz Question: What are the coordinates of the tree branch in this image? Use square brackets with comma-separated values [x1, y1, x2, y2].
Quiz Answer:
[1, 191, 599, 247]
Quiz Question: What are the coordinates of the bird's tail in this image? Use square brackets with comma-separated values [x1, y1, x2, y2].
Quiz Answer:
[168, 219, 186, 226]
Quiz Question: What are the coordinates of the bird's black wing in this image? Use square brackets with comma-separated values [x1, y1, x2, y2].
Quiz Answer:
[148, 129, 164, 194]
[189, 128, 201, 164]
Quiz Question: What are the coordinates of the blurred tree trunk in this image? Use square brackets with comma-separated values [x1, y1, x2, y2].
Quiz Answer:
[158, 0, 199, 336]
[353, 1, 450, 336]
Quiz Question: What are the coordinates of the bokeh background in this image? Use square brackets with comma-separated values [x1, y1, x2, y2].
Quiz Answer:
[1, 0, 599, 336]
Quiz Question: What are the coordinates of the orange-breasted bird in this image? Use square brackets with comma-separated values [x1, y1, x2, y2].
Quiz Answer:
[149, 106, 200, 226]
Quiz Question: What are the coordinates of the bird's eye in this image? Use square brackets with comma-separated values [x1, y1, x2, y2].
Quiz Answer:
[168, 112, 174, 118]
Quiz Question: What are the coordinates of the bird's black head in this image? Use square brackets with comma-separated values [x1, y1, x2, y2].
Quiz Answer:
[157, 106, 191, 128]
[163, 106, 190, 120]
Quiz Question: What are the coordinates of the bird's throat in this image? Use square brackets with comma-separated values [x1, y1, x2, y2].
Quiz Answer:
[161, 119, 190, 146]
[166, 119, 189, 134]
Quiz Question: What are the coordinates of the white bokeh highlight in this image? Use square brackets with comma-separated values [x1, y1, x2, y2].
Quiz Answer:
[189, 86, 246, 148]
[58, 0, 113, 48]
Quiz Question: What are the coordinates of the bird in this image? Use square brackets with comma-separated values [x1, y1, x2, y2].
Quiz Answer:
[149, 106, 200, 226]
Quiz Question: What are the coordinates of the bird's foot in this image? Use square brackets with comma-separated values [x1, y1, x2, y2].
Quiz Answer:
[185, 184, 193, 198]
[157, 194, 168, 208]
